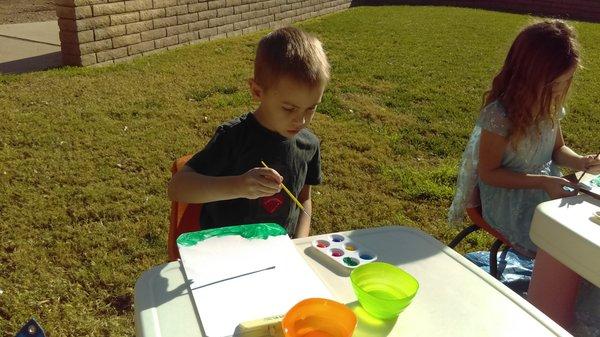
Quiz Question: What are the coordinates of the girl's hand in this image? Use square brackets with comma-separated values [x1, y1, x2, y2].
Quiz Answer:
[238, 167, 282, 199]
[581, 154, 600, 175]
[541, 176, 577, 199]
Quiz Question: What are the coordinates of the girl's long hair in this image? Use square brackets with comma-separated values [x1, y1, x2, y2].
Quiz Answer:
[484, 20, 580, 146]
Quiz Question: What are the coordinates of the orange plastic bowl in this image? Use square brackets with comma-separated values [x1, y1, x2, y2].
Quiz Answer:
[281, 298, 357, 337]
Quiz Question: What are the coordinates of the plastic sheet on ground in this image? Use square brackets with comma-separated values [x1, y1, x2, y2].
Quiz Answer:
[465, 249, 534, 296]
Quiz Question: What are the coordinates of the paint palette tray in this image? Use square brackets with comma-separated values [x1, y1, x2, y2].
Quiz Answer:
[311, 234, 377, 272]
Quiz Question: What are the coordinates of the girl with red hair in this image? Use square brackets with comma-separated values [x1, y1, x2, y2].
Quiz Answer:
[449, 20, 600, 335]
[450, 19, 600, 255]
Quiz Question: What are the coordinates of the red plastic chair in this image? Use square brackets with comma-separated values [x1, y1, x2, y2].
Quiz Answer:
[449, 204, 513, 279]
[167, 154, 202, 261]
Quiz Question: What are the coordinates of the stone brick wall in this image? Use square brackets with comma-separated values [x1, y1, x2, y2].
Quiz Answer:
[55, 0, 352, 66]
[353, 0, 600, 23]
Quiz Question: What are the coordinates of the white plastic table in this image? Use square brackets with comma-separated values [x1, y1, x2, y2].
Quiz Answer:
[528, 184, 600, 329]
[135, 226, 571, 337]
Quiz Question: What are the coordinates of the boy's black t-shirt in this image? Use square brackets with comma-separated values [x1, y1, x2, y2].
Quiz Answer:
[185, 113, 322, 236]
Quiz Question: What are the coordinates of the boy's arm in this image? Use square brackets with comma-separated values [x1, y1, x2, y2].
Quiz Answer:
[168, 165, 282, 204]
[168, 165, 242, 204]
[293, 184, 312, 238]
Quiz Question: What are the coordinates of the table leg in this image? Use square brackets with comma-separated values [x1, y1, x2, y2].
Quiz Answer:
[528, 249, 581, 330]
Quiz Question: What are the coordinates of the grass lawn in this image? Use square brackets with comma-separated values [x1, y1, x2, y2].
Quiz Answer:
[1, 5, 600, 336]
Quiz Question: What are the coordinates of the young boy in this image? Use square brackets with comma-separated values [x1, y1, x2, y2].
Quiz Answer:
[168, 26, 330, 238]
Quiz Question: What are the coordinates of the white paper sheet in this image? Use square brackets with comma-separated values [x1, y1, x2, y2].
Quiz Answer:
[178, 234, 332, 337]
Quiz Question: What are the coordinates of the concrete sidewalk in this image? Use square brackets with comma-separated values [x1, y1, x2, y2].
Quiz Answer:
[0, 21, 62, 74]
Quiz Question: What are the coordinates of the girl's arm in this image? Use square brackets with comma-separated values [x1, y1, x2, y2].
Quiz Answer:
[478, 130, 576, 198]
[167, 165, 282, 204]
[551, 124, 585, 170]
[294, 184, 312, 238]
[553, 124, 600, 175]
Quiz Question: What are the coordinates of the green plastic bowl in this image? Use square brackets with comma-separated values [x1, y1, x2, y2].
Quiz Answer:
[350, 262, 419, 319]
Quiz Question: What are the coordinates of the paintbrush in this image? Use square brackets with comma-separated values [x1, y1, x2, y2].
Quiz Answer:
[192, 266, 276, 289]
[260, 160, 314, 220]
[575, 150, 600, 185]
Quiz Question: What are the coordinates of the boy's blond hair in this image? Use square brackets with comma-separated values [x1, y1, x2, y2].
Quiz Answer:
[254, 26, 330, 89]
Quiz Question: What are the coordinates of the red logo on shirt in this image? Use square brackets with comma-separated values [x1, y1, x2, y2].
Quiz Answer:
[260, 193, 285, 214]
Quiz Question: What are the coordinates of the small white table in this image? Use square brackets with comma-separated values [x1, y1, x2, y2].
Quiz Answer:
[135, 226, 570, 337]
[528, 185, 600, 329]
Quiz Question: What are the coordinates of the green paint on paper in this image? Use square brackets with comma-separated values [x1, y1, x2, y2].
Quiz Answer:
[177, 223, 287, 246]
[591, 176, 600, 187]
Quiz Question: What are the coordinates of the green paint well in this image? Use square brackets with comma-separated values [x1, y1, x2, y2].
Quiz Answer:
[343, 257, 359, 266]
[177, 223, 287, 246]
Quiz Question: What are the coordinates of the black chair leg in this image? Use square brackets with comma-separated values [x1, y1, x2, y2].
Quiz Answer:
[489, 239, 503, 279]
[448, 224, 480, 248]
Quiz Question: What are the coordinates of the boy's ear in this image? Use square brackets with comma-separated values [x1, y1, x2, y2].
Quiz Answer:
[248, 78, 263, 101]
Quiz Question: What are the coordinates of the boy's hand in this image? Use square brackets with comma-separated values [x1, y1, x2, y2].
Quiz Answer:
[582, 154, 600, 175]
[238, 167, 283, 199]
[541, 176, 577, 199]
